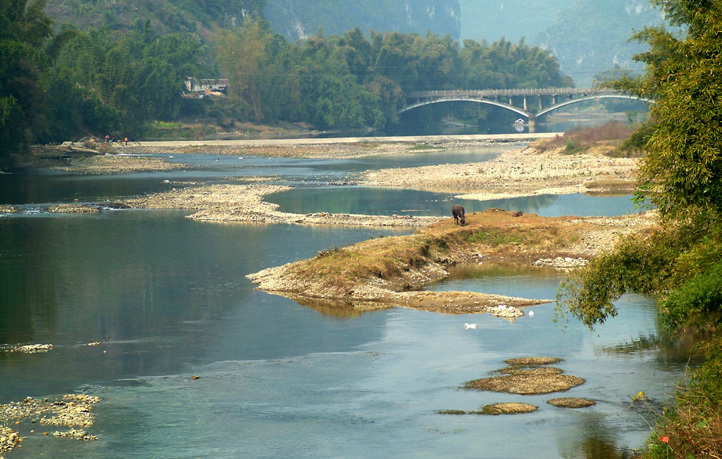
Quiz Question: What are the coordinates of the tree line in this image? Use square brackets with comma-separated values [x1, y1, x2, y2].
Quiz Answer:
[0, 0, 572, 168]
[215, 23, 573, 129]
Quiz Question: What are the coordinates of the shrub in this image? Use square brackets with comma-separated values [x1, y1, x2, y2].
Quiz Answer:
[660, 260, 722, 331]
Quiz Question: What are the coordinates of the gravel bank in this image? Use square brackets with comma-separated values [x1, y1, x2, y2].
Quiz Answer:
[125, 183, 442, 228]
[361, 145, 638, 200]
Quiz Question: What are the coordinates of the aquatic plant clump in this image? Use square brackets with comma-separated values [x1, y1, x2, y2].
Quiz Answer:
[480, 403, 539, 415]
[505, 357, 563, 366]
[436, 403, 539, 415]
[547, 397, 596, 408]
[464, 369, 585, 395]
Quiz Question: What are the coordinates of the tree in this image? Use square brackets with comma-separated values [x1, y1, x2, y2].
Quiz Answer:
[0, 0, 53, 167]
[614, 0, 722, 222]
[216, 21, 273, 122]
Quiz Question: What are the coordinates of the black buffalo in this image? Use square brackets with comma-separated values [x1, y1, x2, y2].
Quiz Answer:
[452, 205, 466, 225]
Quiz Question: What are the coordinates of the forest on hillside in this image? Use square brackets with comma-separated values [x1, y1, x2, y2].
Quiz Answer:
[0, 0, 573, 169]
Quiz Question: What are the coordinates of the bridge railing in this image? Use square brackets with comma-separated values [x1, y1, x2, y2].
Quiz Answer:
[408, 88, 620, 98]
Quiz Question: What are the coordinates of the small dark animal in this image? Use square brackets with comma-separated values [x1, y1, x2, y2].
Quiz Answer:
[513, 211, 524, 217]
[452, 205, 466, 225]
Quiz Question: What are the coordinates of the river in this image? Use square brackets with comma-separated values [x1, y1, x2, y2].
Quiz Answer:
[0, 143, 685, 458]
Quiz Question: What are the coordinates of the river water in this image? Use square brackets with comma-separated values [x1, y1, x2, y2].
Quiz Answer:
[0, 144, 685, 458]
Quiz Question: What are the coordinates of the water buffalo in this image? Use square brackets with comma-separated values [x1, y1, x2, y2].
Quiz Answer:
[452, 205, 466, 225]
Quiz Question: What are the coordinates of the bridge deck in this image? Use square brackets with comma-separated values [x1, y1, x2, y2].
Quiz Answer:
[409, 88, 615, 98]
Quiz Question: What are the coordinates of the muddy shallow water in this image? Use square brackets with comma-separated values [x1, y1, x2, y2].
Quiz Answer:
[0, 145, 684, 458]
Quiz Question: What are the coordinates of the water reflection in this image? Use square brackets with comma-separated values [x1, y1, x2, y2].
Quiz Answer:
[268, 187, 640, 217]
[556, 412, 640, 459]
[0, 212, 405, 399]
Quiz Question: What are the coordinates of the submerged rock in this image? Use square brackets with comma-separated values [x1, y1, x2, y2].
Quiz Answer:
[1, 344, 54, 354]
[0, 394, 100, 456]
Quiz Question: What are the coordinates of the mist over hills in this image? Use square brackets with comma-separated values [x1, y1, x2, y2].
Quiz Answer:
[263, 0, 461, 40]
[459, 0, 664, 86]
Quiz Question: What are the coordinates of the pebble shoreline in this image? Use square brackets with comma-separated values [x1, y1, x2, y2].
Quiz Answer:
[0, 394, 100, 457]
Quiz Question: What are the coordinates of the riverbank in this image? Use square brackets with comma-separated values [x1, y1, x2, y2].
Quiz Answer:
[32, 133, 639, 212]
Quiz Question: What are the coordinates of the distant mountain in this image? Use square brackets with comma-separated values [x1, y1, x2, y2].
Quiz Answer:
[536, 0, 663, 86]
[45, 0, 265, 35]
[459, 0, 572, 43]
[263, 0, 461, 40]
[459, 0, 664, 86]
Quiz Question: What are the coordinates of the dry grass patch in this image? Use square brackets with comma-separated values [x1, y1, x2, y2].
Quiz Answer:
[497, 366, 564, 377]
[294, 234, 435, 293]
[584, 178, 636, 194]
[534, 121, 639, 156]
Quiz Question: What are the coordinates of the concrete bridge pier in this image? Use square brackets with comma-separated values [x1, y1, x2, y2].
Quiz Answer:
[528, 115, 537, 133]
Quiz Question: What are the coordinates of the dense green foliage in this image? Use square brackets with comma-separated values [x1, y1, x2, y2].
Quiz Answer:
[46, 0, 265, 34]
[47, 21, 203, 137]
[558, 0, 722, 330]
[0, 0, 53, 167]
[555, 1, 722, 456]
[215, 23, 572, 129]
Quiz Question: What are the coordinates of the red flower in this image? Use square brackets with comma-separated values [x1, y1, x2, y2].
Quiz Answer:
[660, 436, 669, 443]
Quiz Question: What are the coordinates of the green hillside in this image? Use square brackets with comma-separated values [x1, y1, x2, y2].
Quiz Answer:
[46, 0, 265, 36]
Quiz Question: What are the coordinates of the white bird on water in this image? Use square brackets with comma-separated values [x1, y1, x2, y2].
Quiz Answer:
[529, 311, 535, 318]
[464, 323, 477, 330]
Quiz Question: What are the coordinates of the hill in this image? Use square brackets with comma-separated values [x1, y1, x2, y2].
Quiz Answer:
[263, 0, 460, 40]
[46, 0, 265, 37]
[45, 0, 461, 41]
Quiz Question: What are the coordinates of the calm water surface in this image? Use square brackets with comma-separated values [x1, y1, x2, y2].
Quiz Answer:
[268, 188, 639, 217]
[0, 145, 683, 458]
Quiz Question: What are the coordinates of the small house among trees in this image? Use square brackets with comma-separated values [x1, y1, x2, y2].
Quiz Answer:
[185, 77, 229, 94]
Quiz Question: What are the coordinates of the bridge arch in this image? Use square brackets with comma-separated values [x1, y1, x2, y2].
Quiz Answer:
[399, 98, 530, 118]
[536, 94, 654, 118]
[399, 89, 654, 120]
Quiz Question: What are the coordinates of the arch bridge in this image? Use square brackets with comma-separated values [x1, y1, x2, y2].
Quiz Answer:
[402, 88, 652, 129]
